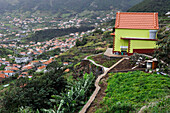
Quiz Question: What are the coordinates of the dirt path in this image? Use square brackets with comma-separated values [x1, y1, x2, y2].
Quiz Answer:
[87, 75, 108, 113]
[86, 58, 132, 113]
[79, 54, 126, 113]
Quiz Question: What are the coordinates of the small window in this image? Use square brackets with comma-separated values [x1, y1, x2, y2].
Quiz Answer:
[149, 30, 158, 39]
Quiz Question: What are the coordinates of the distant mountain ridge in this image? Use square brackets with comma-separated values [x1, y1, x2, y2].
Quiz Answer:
[128, 0, 170, 16]
[0, 0, 143, 14]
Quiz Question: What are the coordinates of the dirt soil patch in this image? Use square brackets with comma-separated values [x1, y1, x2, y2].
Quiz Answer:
[109, 59, 134, 72]
[91, 54, 121, 68]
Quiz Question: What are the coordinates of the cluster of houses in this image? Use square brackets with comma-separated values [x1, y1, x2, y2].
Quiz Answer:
[0, 9, 118, 42]
[0, 32, 80, 57]
[0, 55, 60, 81]
[0, 30, 95, 81]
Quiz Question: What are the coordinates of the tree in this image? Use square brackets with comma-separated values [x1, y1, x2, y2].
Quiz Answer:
[1, 67, 67, 112]
[42, 73, 95, 113]
[154, 30, 170, 73]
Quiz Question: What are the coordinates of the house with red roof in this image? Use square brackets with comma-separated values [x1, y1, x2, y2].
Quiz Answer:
[5, 66, 12, 70]
[4, 70, 15, 77]
[22, 66, 33, 70]
[36, 65, 46, 72]
[43, 60, 52, 66]
[63, 62, 69, 66]
[111, 12, 159, 55]
[21, 72, 29, 76]
[31, 60, 40, 65]
[0, 74, 8, 81]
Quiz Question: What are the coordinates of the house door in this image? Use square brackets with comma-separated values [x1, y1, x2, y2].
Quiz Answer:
[120, 46, 128, 55]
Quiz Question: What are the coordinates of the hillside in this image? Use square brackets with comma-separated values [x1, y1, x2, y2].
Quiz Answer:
[96, 71, 170, 113]
[0, 48, 13, 58]
[0, 30, 113, 112]
[0, 0, 143, 14]
[26, 26, 95, 42]
[128, 0, 170, 16]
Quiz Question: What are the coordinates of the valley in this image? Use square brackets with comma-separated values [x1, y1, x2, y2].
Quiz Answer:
[0, 0, 170, 113]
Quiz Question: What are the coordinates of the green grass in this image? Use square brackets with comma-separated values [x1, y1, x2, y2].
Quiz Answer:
[96, 71, 170, 113]
[0, 48, 14, 58]
[87, 56, 94, 60]
[102, 60, 117, 68]
[144, 97, 170, 113]
[0, 64, 6, 70]
[61, 13, 71, 18]
[74, 62, 81, 69]
[83, 41, 94, 47]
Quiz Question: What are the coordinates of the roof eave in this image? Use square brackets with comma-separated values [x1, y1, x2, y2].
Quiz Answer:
[115, 27, 159, 30]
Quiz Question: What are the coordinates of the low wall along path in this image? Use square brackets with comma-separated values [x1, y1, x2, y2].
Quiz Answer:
[79, 54, 127, 113]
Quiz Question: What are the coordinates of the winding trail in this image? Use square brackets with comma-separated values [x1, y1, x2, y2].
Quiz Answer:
[79, 54, 127, 113]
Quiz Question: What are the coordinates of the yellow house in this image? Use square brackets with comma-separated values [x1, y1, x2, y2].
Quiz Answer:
[111, 12, 159, 55]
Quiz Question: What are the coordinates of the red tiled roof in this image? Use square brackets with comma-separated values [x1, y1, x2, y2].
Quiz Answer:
[21, 72, 28, 75]
[32, 60, 39, 63]
[23, 66, 33, 70]
[0, 74, 8, 78]
[110, 33, 115, 35]
[43, 60, 52, 65]
[11, 67, 19, 70]
[64, 69, 70, 72]
[115, 12, 159, 30]
[38, 65, 46, 70]
[54, 55, 59, 58]
[0, 71, 4, 73]
[4, 70, 14, 73]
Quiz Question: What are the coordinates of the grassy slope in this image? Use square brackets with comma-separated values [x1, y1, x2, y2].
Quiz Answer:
[60, 34, 113, 62]
[96, 71, 170, 113]
[0, 48, 13, 58]
[128, 0, 170, 16]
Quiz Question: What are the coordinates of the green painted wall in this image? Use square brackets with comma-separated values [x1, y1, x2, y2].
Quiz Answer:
[130, 40, 157, 53]
[114, 29, 157, 52]
[116, 29, 150, 38]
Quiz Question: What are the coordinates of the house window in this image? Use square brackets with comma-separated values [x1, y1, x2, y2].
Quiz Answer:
[149, 30, 157, 39]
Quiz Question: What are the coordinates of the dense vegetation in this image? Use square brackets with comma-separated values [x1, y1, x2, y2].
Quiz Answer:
[0, 64, 67, 112]
[96, 71, 170, 113]
[27, 26, 94, 42]
[43, 73, 95, 113]
[0, 61, 95, 113]
[37, 48, 61, 60]
[0, 47, 13, 58]
[144, 97, 170, 113]
[76, 38, 88, 47]
[0, 64, 5, 70]
[154, 26, 170, 73]
[0, 0, 143, 14]
[128, 0, 170, 16]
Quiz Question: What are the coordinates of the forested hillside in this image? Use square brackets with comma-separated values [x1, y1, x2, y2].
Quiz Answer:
[27, 26, 95, 42]
[128, 0, 170, 16]
[0, 0, 143, 14]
